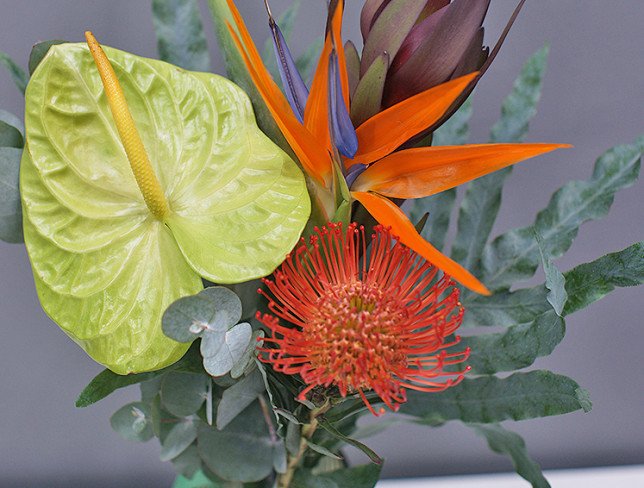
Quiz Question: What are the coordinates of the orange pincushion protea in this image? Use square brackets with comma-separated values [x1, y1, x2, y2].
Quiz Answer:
[257, 223, 470, 415]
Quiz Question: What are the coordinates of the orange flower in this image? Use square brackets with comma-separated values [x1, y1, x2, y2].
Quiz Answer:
[224, 0, 569, 295]
[257, 223, 469, 414]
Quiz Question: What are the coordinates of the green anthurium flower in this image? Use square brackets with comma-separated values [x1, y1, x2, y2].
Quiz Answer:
[20, 34, 310, 374]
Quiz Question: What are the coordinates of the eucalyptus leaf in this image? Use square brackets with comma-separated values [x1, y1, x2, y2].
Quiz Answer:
[160, 419, 199, 462]
[163, 287, 243, 343]
[230, 330, 263, 379]
[140, 376, 164, 403]
[0, 110, 24, 147]
[0, 147, 24, 243]
[110, 402, 154, 442]
[482, 140, 641, 290]
[450, 46, 549, 277]
[291, 463, 382, 488]
[472, 423, 550, 488]
[22, 43, 309, 374]
[216, 369, 265, 430]
[28, 40, 67, 75]
[460, 310, 565, 374]
[0, 51, 28, 93]
[535, 229, 567, 315]
[161, 372, 209, 417]
[152, 0, 211, 72]
[198, 402, 280, 482]
[401, 370, 591, 424]
[171, 444, 202, 480]
[202, 322, 252, 377]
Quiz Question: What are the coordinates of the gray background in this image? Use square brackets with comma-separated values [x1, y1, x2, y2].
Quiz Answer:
[0, 1, 642, 486]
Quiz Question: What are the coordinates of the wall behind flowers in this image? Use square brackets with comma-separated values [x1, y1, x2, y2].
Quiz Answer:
[0, 0, 641, 485]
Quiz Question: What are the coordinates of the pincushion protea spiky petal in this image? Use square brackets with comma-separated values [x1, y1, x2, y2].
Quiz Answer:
[257, 223, 469, 415]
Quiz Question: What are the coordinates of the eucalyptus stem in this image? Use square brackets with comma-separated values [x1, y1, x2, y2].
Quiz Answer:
[277, 402, 330, 488]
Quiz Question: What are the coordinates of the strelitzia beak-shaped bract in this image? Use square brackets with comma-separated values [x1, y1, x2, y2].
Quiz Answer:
[224, 0, 568, 295]
[20, 34, 310, 374]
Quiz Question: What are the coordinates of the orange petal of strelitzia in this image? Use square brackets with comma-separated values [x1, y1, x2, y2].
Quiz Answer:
[225, 0, 332, 187]
[349, 72, 478, 169]
[351, 191, 490, 295]
[352, 143, 572, 199]
[303, 0, 346, 148]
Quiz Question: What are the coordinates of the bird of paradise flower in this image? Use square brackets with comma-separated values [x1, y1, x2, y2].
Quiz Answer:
[224, 0, 569, 295]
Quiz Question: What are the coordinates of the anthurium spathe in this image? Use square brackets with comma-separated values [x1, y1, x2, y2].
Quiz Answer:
[20, 35, 310, 374]
[223, 0, 568, 295]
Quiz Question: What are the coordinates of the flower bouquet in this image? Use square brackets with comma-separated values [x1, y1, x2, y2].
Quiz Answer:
[0, 0, 642, 486]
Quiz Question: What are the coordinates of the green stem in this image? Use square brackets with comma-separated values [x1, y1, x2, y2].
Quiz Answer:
[277, 402, 330, 488]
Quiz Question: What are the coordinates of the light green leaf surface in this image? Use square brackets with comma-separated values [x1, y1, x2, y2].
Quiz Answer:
[472, 423, 550, 488]
[450, 46, 549, 278]
[482, 140, 641, 290]
[152, 0, 211, 72]
[21, 43, 309, 374]
[0, 51, 28, 93]
[401, 370, 591, 424]
[0, 147, 24, 242]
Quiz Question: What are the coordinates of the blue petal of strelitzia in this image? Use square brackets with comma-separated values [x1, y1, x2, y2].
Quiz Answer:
[328, 51, 358, 159]
[268, 15, 309, 122]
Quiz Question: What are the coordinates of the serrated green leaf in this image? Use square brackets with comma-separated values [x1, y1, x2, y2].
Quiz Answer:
[0, 51, 28, 93]
[433, 97, 472, 147]
[408, 189, 456, 252]
[160, 418, 199, 462]
[291, 463, 382, 488]
[563, 241, 644, 315]
[296, 38, 323, 86]
[463, 242, 644, 327]
[460, 310, 565, 374]
[317, 419, 383, 465]
[28, 40, 67, 75]
[0, 110, 24, 148]
[152, 0, 210, 72]
[216, 369, 265, 430]
[198, 402, 280, 483]
[534, 229, 567, 315]
[401, 370, 590, 424]
[22, 43, 309, 373]
[110, 402, 154, 442]
[450, 47, 549, 277]
[471, 423, 550, 488]
[482, 141, 641, 290]
[161, 372, 209, 417]
[202, 322, 252, 377]
[0, 147, 24, 242]
[163, 287, 243, 343]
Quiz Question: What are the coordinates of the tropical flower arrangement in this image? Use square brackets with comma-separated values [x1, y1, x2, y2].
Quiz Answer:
[0, 0, 641, 487]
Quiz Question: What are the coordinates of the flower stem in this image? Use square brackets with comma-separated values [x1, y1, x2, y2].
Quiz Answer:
[277, 402, 330, 488]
